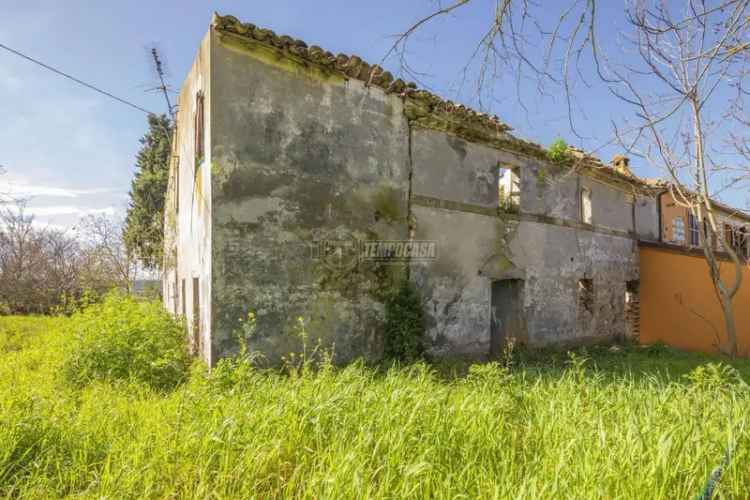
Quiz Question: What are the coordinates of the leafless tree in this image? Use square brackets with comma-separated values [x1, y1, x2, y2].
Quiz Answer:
[76, 214, 138, 293]
[607, 1, 750, 357]
[382, 0, 602, 134]
[0, 205, 81, 314]
[0, 209, 135, 315]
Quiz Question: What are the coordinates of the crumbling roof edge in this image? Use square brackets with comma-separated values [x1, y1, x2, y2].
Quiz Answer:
[211, 13, 513, 135]
[208, 13, 695, 195]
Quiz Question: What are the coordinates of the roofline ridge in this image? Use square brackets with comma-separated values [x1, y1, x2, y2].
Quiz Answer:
[211, 13, 513, 134]
[210, 13, 713, 196]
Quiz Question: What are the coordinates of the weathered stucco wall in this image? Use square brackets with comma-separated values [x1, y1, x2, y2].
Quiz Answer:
[409, 128, 639, 356]
[409, 128, 510, 357]
[409, 206, 499, 357]
[411, 128, 500, 208]
[579, 177, 634, 232]
[209, 29, 410, 363]
[411, 128, 501, 356]
[508, 222, 638, 345]
[520, 162, 639, 344]
[163, 30, 213, 363]
[165, 19, 653, 364]
[519, 160, 580, 220]
[635, 194, 660, 242]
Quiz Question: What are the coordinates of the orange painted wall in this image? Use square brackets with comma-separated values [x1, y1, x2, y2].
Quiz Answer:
[639, 245, 750, 356]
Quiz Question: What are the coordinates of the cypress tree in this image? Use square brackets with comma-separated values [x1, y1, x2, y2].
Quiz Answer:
[123, 114, 172, 269]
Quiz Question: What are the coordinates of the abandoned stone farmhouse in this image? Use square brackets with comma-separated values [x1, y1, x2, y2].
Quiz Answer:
[163, 14, 750, 365]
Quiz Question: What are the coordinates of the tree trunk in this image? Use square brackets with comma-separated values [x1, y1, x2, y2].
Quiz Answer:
[693, 101, 743, 359]
[698, 205, 742, 359]
[720, 289, 738, 359]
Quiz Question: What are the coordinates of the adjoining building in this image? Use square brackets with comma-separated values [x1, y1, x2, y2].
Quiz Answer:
[639, 187, 750, 356]
[163, 14, 749, 365]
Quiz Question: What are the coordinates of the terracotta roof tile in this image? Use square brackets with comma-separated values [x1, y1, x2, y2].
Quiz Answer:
[210, 13, 671, 193]
[212, 13, 513, 134]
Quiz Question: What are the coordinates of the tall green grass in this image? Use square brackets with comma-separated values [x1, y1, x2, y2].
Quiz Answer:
[62, 293, 190, 391]
[1, 307, 749, 498]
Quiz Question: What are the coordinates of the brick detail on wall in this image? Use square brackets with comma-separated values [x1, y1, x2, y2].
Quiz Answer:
[625, 280, 640, 341]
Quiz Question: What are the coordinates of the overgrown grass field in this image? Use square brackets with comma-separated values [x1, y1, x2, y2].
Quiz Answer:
[1, 297, 749, 498]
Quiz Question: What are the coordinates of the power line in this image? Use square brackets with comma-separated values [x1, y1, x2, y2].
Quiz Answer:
[0, 42, 157, 115]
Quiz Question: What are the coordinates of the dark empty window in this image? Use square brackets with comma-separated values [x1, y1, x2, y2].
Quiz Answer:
[192, 277, 201, 356]
[181, 279, 186, 318]
[174, 156, 180, 214]
[194, 92, 205, 165]
[578, 279, 594, 314]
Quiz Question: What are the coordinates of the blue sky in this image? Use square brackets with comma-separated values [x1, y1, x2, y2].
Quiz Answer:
[1, 1, 747, 229]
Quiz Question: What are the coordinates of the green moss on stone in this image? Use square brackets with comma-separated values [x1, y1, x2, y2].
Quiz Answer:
[372, 186, 404, 223]
[218, 32, 347, 86]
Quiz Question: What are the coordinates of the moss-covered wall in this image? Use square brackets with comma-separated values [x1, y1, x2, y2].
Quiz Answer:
[209, 29, 410, 364]
[173, 17, 651, 364]
[409, 128, 639, 353]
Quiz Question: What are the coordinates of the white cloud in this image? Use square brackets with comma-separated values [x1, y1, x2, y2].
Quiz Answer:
[19, 205, 117, 217]
[0, 181, 116, 199]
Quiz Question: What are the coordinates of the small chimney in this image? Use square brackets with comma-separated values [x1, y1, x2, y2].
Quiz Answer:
[611, 155, 631, 176]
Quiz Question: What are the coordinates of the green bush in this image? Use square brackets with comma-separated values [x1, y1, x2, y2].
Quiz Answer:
[547, 138, 569, 163]
[383, 279, 425, 362]
[62, 293, 190, 391]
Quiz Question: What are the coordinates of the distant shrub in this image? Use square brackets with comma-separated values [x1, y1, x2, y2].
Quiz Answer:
[383, 279, 425, 362]
[547, 138, 569, 163]
[51, 289, 99, 317]
[63, 293, 190, 391]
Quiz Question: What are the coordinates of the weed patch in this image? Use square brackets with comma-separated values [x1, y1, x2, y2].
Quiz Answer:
[62, 293, 190, 391]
